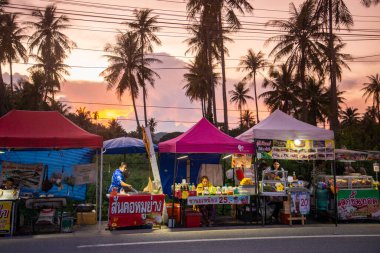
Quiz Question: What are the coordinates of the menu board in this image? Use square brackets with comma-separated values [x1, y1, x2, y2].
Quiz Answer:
[256, 139, 335, 160]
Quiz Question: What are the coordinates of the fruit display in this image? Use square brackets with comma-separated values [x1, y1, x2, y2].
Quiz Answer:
[240, 178, 254, 186]
[321, 175, 374, 189]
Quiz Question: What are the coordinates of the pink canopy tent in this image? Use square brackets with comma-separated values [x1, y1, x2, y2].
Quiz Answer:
[159, 118, 254, 154]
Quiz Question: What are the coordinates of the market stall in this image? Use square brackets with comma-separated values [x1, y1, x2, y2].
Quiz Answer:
[158, 117, 255, 227]
[0, 110, 103, 235]
[103, 135, 164, 230]
[237, 109, 335, 225]
[318, 149, 380, 221]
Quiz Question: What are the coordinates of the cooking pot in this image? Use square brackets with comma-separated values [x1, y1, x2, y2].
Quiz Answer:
[76, 203, 95, 212]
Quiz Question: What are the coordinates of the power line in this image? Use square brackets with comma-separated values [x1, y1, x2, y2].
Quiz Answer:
[60, 100, 269, 113]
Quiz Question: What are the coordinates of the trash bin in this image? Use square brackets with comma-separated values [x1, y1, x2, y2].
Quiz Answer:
[61, 215, 74, 233]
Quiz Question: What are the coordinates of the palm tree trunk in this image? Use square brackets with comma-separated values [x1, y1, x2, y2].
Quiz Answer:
[253, 72, 260, 123]
[218, 9, 228, 133]
[240, 107, 243, 128]
[300, 53, 308, 122]
[141, 39, 148, 127]
[131, 91, 141, 130]
[329, 0, 339, 132]
[201, 98, 205, 117]
[207, 39, 217, 125]
[9, 56, 13, 96]
[0, 63, 7, 116]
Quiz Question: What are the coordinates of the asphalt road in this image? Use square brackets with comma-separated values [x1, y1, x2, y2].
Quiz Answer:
[2, 224, 380, 253]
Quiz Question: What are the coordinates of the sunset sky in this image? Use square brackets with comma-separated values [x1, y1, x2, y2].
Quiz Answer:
[4, 0, 380, 133]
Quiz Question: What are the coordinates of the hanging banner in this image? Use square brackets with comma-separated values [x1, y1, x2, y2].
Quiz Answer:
[231, 154, 252, 169]
[0, 201, 13, 235]
[1, 162, 43, 190]
[337, 189, 380, 220]
[255, 139, 335, 160]
[142, 127, 162, 194]
[73, 163, 97, 185]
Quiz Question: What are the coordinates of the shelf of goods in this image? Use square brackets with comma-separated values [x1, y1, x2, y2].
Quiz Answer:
[261, 170, 288, 196]
[320, 175, 373, 189]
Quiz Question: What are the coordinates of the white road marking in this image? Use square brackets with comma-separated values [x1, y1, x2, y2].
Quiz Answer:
[77, 234, 380, 248]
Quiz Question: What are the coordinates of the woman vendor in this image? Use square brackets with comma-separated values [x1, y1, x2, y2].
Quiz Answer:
[264, 160, 284, 223]
[197, 176, 213, 226]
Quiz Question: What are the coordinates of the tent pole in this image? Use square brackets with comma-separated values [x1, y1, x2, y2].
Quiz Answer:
[170, 153, 178, 228]
[98, 149, 104, 230]
[95, 149, 99, 210]
[332, 160, 338, 227]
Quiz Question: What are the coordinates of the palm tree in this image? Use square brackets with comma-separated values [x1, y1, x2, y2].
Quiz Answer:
[185, 4, 225, 125]
[229, 82, 253, 127]
[1, 14, 28, 94]
[187, 0, 253, 133]
[183, 55, 219, 119]
[100, 32, 160, 131]
[238, 49, 268, 123]
[314, 0, 353, 132]
[362, 74, 380, 123]
[266, 0, 324, 122]
[241, 110, 255, 128]
[27, 5, 76, 102]
[340, 107, 360, 128]
[260, 64, 300, 115]
[148, 117, 158, 134]
[303, 77, 330, 126]
[128, 9, 161, 127]
[27, 55, 69, 101]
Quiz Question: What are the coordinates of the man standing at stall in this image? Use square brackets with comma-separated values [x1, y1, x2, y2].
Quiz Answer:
[108, 162, 132, 193]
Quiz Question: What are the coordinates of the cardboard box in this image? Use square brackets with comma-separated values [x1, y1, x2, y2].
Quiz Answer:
[76, 211, 97, 225]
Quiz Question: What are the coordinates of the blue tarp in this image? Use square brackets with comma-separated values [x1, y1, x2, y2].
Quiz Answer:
[158, 153, 221, 196]
[103, 137, 158, 154]
[0, 148, 95, 201]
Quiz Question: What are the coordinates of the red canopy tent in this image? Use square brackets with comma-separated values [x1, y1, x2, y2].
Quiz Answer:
[0, 110, 104, 228]
[0, 110, 102, 148]
[159, 118, 254, 154]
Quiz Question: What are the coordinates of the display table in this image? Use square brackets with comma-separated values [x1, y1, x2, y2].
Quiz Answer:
[337, 189, 380, 220]
[107, 193, 165, 230]
[24, 197, 67, 234]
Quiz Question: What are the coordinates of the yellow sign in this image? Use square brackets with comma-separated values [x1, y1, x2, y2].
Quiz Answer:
[0, 201, 13, 234]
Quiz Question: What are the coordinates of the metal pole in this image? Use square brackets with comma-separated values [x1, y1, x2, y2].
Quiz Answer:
[170, 153, 177, 228]
[95, 149, 99, 214]
[332, 160, 338, 227]
[98, 149, 104, 230]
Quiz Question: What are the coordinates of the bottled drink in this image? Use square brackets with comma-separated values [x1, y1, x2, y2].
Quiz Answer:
[293, 171, 297, 180]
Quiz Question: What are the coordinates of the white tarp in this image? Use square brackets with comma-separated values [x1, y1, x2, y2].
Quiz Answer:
[236, 109, 334, 142]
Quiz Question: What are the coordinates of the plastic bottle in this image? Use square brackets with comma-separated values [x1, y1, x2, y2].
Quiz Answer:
[293, 171, 297, 180]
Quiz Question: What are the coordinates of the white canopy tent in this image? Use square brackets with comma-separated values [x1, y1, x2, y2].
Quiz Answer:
[236, 109, 334, 142]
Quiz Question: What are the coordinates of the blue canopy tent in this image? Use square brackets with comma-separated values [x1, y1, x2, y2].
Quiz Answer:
[103, 137, 158, 154]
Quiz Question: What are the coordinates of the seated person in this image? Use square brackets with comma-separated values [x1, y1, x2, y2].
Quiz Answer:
[264, 160, 285, 180]
[197, 176, 213, 226]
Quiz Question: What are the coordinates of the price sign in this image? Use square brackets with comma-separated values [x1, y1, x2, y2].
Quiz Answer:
[291, 191, 310, 215]
[373, 163, 379, 172]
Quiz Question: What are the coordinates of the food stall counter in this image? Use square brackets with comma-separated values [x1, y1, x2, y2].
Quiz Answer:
[107, 193, 165, 230]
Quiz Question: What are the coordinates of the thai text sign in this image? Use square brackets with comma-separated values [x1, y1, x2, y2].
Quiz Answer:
[0, 201, 12, 235]
[187, 195, 250, 205]
[73, 163, 97, 185]
[337, 189, 380, 220]
[108, 194, 165, 228]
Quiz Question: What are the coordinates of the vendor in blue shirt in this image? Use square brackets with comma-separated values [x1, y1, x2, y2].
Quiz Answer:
[108, 162, 132, 193]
